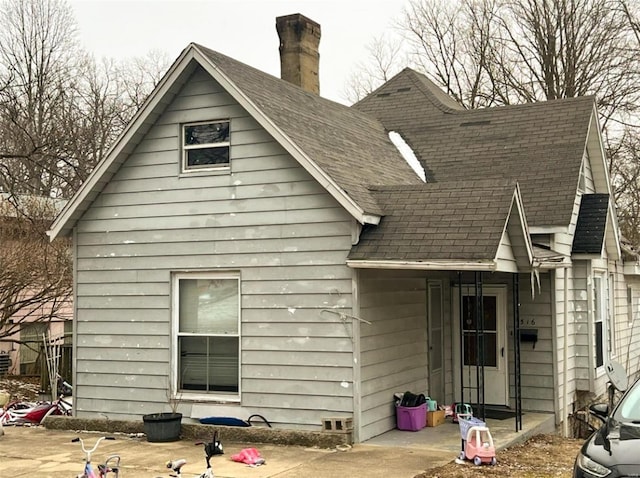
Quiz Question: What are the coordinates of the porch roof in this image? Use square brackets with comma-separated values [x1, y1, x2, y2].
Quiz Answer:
[347, 179, 529, 271]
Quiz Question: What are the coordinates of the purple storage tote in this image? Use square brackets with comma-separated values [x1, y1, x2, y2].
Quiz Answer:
[396, 403, 427, 431]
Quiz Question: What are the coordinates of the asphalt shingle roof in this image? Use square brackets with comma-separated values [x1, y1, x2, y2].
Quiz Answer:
[348, 180, 517, 262]
[196, 45, 424, 216]
[354, 69, 595, 228]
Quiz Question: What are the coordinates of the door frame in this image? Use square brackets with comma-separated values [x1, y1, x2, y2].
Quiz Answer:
[452, 284, 509, 406]
[427, 280, 445, 404]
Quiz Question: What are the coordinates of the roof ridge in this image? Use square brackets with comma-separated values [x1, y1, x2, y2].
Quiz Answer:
[353, 67, 465, 114]
[404, 69, 465, 114]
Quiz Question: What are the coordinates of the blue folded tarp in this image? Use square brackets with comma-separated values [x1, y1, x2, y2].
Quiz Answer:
[199, 414, 271, 427]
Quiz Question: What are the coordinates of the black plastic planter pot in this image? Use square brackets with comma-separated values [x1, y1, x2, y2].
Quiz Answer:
[142, 412, 182, 442]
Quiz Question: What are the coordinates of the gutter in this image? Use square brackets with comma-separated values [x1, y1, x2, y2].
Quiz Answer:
[346, 260, 497, 271]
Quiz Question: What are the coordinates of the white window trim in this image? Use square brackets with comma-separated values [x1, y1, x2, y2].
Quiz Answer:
[182, 120, 231, 173]
[593, 271, 612, 376]
[627, 286, 633, 325]
[608, 272, 616, 359]
[171, 271, 241, 403]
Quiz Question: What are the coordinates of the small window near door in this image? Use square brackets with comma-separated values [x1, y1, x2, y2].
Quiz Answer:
[462, 296, 498, 367]
[182, 121, 230, 172]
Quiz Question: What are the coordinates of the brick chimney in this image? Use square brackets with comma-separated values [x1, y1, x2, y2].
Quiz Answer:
[276, 13, 320, 94]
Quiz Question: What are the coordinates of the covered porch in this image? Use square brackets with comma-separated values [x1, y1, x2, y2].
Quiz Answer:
[366, 409, 556, 453]
[348, 180, 569, 442]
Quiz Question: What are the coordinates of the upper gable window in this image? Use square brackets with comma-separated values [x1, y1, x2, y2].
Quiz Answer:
[183, 120, 230, 172]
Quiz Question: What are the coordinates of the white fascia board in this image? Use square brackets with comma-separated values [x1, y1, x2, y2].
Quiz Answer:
[493, 186, 533, 271]
[504, 185, 533, 264]
[586, 105, 613, 194]
[192, 46, 378, 226]
[346, 260, 497, 271]
[515, 184, 534, 264]
[606, 207, 621, 260]
[48, 45, 198, 241]
[585, 105, 621, 259]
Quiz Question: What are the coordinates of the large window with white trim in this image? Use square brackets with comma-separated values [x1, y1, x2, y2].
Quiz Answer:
[174, 272, 240, 395]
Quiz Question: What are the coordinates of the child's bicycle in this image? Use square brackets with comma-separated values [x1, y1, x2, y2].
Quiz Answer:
[157, 432, 221, 478]
[71, 436, 121, 478]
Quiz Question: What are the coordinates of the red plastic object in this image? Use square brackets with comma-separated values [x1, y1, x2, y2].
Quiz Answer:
[231, 448, 265, 465]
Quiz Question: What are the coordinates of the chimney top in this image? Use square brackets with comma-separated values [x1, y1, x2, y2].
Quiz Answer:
[276, 13, 321, 94]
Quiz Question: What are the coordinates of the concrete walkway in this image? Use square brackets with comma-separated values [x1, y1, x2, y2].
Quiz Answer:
[0, 413, 555, 477]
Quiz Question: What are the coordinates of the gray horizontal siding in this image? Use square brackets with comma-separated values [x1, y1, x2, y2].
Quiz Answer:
[516, 272, 555, 412]
[572, 261, 590, 391]
[77, 264, 352, 283]
[73, 65, 356, 430]
[358, 271, 427, 442]
[92, 176, 326, 207]
[85, 191, 338, 220]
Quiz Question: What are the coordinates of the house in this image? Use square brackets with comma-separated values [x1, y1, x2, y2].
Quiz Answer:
[48, 13, 640, 443]
[0, 193, 72, 377]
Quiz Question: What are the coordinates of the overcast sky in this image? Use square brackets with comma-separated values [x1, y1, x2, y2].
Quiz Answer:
[69, 0, 409, 104]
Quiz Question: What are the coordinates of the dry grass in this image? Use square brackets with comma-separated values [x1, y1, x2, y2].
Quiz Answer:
[418, 434, 584, 478]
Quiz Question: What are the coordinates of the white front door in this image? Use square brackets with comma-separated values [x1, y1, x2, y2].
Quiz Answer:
[453, 286, 508, 406]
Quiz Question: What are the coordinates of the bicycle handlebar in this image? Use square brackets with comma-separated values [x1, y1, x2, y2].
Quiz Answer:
[71, 436, 115, 453]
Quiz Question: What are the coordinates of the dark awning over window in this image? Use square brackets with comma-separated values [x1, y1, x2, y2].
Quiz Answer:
[572, 194, 609, 254]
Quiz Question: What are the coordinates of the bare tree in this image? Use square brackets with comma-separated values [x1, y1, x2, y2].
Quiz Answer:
[0, 0, 170, 353]
[0, 195, 72, 343]
[344, 35, 407, 104]
[0, 0, 81, 197]
[348, 0, 640, 114]
[401, 0, 504, 108]
[611, 129, 640, 245]
[115, 49, 172, 117]
[0, 0, 171, 200]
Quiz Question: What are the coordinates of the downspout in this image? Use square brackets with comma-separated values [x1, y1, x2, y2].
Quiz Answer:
[352, 269, 361, 443]
[563, 265, 569, 437]
[587, 263, 595, 392]
[72, 227, 78, 418]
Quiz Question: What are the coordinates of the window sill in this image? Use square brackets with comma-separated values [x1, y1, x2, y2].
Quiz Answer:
[179, 166, 230, 177]
[179, 392, 240, 404]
